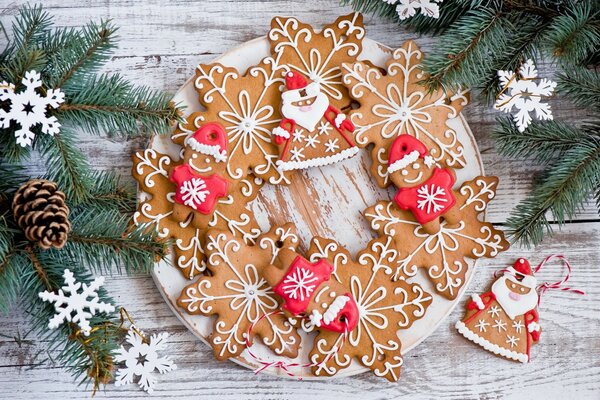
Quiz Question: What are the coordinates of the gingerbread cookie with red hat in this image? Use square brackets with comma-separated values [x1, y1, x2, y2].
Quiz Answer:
[387, 134, 461, 234]
[272, 71, 358, 171]
[456, 258, 541, 363]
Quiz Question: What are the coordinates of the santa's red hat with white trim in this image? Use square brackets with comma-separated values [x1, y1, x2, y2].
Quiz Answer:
[506, 258, 537, 289]
[387, 134, 435, 173]
[186, 122, 228, 162]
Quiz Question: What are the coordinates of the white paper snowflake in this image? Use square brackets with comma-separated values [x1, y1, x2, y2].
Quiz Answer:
[495, 59, 557, 132]
[38, 269, 115, 336]
[281, 267, 319, 301]
[179, 177, 209, 209]
[0, 70, 65, 147]
[386, 0, 444, 20]
[114, 325, 177, 393]
[416, 184, 448, 214]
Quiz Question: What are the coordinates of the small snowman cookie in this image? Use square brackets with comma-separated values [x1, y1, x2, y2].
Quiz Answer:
[387, 134, 461, 234]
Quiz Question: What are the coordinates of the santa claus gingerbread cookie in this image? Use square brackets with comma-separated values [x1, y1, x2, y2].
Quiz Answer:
[456, 259, 541, 362]
[272, 71, 358, 171]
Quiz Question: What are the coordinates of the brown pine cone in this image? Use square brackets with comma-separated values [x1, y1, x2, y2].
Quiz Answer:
[12, 179, 71, 249]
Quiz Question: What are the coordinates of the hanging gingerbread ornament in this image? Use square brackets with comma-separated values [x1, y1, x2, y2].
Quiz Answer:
[387, 134, 461, 234]
[12, 179, 71, 249]
[272, 71, 358, 171]
[263, 248, 359, 333]
[456, 256, 584, 363]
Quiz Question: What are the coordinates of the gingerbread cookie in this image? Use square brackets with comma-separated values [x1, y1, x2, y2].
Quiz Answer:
[269, 13, 365, 110]
[341, 40, 469, 187]
[271, 71, 358, 171]
[364, 176, 509, 299]
[132, 149, 262, 279]
[388, 134, 461, 234]
[304, 236, 433, 381]
[456, 258, 541, 363]
[177, 225, 301, 360]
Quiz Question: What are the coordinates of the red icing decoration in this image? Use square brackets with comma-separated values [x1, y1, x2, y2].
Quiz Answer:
[285, 71, 308, 90]
[513, 258, 532, 276]
[169, 164, 229, 214]
[394, 167, 456, 225]
[273, 255, 359, 333]
[388, 134, 428, 169]
[189, 122, 228, 159]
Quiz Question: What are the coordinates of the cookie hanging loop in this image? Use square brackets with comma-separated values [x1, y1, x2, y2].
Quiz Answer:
[533, 255, 585, 305]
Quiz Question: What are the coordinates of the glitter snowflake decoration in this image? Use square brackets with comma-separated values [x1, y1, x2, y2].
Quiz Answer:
[180, 177, 209, 209]
[416, 184, 448, 214]
[114, 325, 177, 393]
[281, 267, 319, 301]
[0, 70, 65, 147]
[38, 269, 115, 336]
[495, 59, 557, 132]
[385, 0, 444, 20]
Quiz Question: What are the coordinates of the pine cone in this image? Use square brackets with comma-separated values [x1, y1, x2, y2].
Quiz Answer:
[12, 179, 71, 249]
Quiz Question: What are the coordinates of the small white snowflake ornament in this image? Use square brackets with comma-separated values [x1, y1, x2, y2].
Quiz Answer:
[385, 0, 444, 20]
[0, 70, 65, 147]
[38, 269, 115, 336]
[114, 326, 177, 393]
[495, 59, 557, 132]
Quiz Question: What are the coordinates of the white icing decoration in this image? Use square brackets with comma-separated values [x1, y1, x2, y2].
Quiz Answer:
[334, 113, 346, 128]
[322, 295, 349, 325]
[456, 321, 528, 363]
[506, 335, 520, 348]
[474, 319, 489, 332]
[179, 177, 209, 210]
[309, 309, 323, 327]
[281, 86, 329, 132]
[388, 150, 420, 174]
[186, 137, 227, 162]
[416, 184, 448, 214]
[314, 286, 330, 303]
[492, 319, 507, 332]
[528, 321, 540, 333]
[277, 146, 358, 171]
[272, 126, 290, 139]
[280, 267, 318, 301]
[471, 294, 485, 310]
[325, 138, 340, 153]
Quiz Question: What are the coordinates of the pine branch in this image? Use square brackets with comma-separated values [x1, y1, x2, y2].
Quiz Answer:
[557, 66, 600, 111]
[36, 128, 91, 204]
[0, 5, 52, 83]
[72, 170, 136, 213]
[0, 252, 29, 314]
[542, 2, 600, 66]
[45, 20, 118, 90]
[56, 74, 181, 137]
[64, 207, 168, 275]
[491, 117, 596, 163]
[507, 140, 600, 246]
[0, 129, 31, 164]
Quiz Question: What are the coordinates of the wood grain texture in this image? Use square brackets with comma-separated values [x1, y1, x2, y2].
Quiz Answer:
[1, 1, 599, 399]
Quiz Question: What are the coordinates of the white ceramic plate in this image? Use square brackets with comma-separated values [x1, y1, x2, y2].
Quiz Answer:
[148, 37, 483, 379]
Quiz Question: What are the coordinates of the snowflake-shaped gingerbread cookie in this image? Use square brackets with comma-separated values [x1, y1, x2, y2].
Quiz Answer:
[132, 149, 262, 279]
[365, 176, 509, 299]
[0, 70, 64, 147]
[177, 225, 301, 360]
[306, 236, 433, 381]
[342, 40, 469, 187]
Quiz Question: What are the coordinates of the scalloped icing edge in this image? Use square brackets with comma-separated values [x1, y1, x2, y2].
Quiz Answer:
[276, 146, 359, 172]
[456, 321, 528, 363]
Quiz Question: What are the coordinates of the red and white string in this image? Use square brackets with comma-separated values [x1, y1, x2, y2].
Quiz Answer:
[533, 254, 585, 305]
[244, 310, 349, 379]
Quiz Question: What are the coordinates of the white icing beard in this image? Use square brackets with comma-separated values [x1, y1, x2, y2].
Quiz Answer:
[492, 276, 538, 320]
[281, 91, 329, 132]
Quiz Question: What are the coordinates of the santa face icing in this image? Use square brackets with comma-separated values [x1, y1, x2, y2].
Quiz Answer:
[493, 267, 538, 320]
[281, 80, 329, 132]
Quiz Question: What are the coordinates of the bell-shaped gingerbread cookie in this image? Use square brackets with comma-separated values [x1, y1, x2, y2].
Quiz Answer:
[271, 71, 358, 171]
[387, 134, 461, 234]
[263, 248, 359, 333]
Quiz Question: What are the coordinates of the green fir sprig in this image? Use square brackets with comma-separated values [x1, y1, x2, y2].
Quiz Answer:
[344, 0, 600, 246]
[0, 5, 176, 392]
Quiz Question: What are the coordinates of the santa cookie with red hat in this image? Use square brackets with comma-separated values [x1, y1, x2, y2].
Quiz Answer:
[456, 258, 541, 363]
[170, 122, 230, 228]
[387, 134, 461, 234]
[272, 71, 358, 171]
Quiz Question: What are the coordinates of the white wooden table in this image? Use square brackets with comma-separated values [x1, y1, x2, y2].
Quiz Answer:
[1, 1, 599, 399]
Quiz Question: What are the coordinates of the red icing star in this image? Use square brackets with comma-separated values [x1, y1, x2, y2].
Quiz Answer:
[170, 164, 229, 214]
